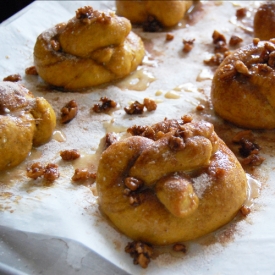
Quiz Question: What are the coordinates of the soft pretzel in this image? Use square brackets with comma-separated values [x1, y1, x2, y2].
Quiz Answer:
[33, 6, 145, 90]
[116, 0, 193, 28]
[211, 39, 275, 129]
[0, 81, 56, 170]
[254, 3, 275, 40]
[96, 118, 247, 245]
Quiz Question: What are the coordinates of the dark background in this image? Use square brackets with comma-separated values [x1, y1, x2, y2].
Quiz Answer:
[1, 0, 34, 23]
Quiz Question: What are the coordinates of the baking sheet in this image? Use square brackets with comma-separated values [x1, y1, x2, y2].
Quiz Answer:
[0, 1, 275, 274]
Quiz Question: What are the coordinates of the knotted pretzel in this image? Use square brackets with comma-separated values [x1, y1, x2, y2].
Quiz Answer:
[34, 6, 145, 90]
[0, 82, 56, 170]
[96, 118, 247, 245]
[211, 39, 275, 129]
[116, 0, 193, 28]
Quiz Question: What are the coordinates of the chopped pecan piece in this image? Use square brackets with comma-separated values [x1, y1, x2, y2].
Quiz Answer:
[214, 41, 229, 54]
[72, 168, 96, 182]
[241, 154, 265, 166]
[212, 30, 226, 44]
[229, 35, 243, 46]
[169, 135, 185, 150]
[204, 53, 224, 66]
[26, 162, 45, 179]
[183, 39, 195, 53]
[44, 163, 60, 182]
[124, 177, 144, 191]
[127, 125, 148, 136]
[25, 66, 38, 75]
[124, 101, 144, 115]
[166, 33, 174, 41]
[143, 98, 157, 111]
[253, 38, 260, 46]
[173, 243, 187, 253]
[50, 39, 61, 51]
[105, 132, 118, 148]
[76, 6, 94, 19]
[239, 139, 260, 157]
[235, 60, 249, 75]
[236, 7, 247, 18]
[240, 205, 251, 216]
[125, 241, 153, 268]
[92, 97, 117, 113]
[61, 100, 78, 124]
[3, 74, 22, 82]
[60, 149, 80, 161]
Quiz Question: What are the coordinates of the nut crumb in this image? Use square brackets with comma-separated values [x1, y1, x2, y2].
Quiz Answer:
[124, 101, 144, 115]
[125, 241, 153, 268]
[72, 168, 96, 182]
[183, 39, 195, 53]
[25, 66, 38, 75]
[236, 7, 247, 18]
[3, 74, 22, 82]
[229, 35, 243, 46]
[143, 98, 157, 111]
[61, 100, 78, 124]
[166, 33, 174, 41]
[172, 243, 187, 253]
[44, 163, 60, 182]
[60, 149, 80, 161]
[26, 162, 45, 179]
[92, 97, 117, 113]
[240, 205, 251, 216]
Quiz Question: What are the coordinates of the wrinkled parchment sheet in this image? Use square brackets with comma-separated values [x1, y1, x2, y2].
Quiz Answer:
[0, 1, 275, 274]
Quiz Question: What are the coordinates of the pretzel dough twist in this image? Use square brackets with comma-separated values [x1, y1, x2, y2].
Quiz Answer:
[211, 40, 275, 129]
[116, 0, 193, 28]
[96, 119, 247, 245]
[0, 82, 56, 170]
[34, 6, 145, 90]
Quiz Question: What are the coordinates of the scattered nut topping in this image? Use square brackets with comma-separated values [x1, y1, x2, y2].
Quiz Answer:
[240, 205, 251, 216]
[143, 98, 157, 111]
[214, 40, 229, 54]
[232, 130, 254, 143]
[26, 162, 45, 179]
[204, 53, 224, 66]
[169, 135, 185, 150]
[127, 125, 148, 136]
[268, 51, 275, 67]
[76, 6, 112, 24]
[235, 60, 250, 75]
[50, 39, 61, 51]
[125, 241, 154, 268]
[196, 104, 205, 111]
[25, 66, 38, 75]
[3, 74, 22, 82]
[183, 39, 195, 53]
[253, 38, 260, 46]
[219, 64, 236, 80]
[124, 177, 144, 191]
[44, 163, 60, 182]
[105, 132, 118, 148]
[212, 30, 226, 44]
[60, 149, 80, 161]
[61, 100, 78, 124]
[241, 154, 265, 166]
[181, 114, 193, 124]
[124, 101, 144, 115]
[92, 97, 117, 113]
[173, 243, 187, 253]
[236, 7, 247, 18]
[27, 163, 59, 182]
[239, 139, 260, 157]
[229, 35, 243, 46]
[166, 33, 174, 41]
[143, 15, 162, 32]
[72, 168, 96, 182]
[233, 132, 265, 167]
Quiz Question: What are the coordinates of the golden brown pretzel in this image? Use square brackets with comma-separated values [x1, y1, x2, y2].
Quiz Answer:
[211, 39, 275, 129]
[0, 82, 56, 170]
[116, 0, 193, 28]
[96, 119, 247, 245]
[254, 3, 275, 40]
[33, 6, 145, 90]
